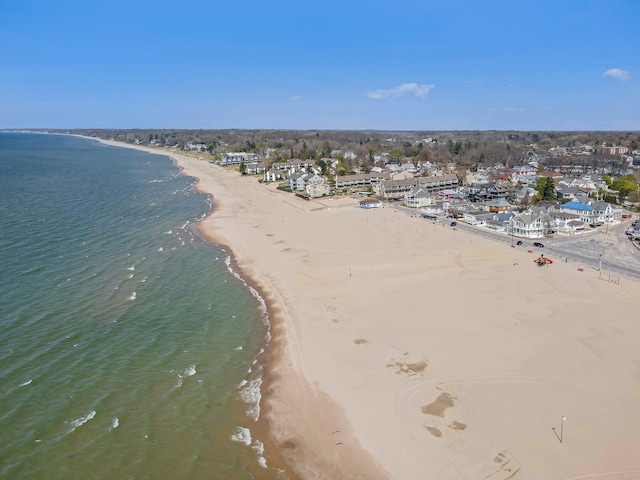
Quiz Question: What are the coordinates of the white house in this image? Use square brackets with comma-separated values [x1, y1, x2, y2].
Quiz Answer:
[554, 201, 594, 225]
[404, 186, 433, 208]
[263, 169, 284, 183]
[287, 171, 308, 191]
[245, 162, 266, 175]
[551, 212, 587, 235]
[287, 172, 326, 192]
[509, 213, 548, 239]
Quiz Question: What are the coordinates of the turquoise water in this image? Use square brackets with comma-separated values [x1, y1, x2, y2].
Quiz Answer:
[0, 133, 280, 479]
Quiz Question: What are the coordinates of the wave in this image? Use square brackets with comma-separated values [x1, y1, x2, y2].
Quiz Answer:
[231, 426, 252, 445]
[19, 379, 32, 387]
[69, 410, 96, 432]
[128, 292, 136, 301]
[239, 374, 262, 422]
[173, 364, 197, 388]
[231, 427, 267, 468]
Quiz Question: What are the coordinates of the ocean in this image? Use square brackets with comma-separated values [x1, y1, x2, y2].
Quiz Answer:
[0, 133, 281, 479]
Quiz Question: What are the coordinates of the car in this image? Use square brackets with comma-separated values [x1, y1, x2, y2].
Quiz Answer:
[450, 221, 457, 227]
[533, 242, 544, 248]
[516, 240, 523, 246]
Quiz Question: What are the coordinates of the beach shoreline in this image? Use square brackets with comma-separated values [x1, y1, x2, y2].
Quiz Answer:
[82, 137, 640, 479]
[87, 138, 385, 479]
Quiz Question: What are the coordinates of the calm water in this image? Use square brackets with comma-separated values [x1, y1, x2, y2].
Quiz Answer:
[0, 133, 279, 479]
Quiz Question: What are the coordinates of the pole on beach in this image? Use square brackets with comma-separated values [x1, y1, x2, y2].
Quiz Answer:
[560, 416, 566, 443]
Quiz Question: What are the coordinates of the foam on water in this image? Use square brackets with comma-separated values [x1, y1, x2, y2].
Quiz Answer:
[231, 428, 267, 468]
[128, 292, 137, 301]
[254, 440, 267, 468]
[173, 364, 197, 388]
[231, 426, 252, 445]
[239, 375, 262, 421]
[69, 410, 96, 432]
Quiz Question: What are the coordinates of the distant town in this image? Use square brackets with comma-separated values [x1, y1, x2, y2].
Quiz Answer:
[29, 128, 640, 244]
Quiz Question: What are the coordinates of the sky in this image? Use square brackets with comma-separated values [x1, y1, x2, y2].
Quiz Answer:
[1, 0, 639, 131]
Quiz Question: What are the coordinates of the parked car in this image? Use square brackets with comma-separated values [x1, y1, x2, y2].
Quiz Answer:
[450, 221, 457, 227]
[516, 240, 523, 245]
[533, 242, 544, 248]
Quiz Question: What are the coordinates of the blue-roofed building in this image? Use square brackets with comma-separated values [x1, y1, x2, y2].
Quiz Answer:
[553, 201, 620, 227]
[554, 201, 593, 225]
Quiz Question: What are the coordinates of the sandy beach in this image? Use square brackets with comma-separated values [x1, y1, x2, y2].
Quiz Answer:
[101, 140, 640, 479]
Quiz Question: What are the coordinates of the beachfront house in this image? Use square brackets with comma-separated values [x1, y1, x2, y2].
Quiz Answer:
[551, 212, 587, 235]
[404, 186, 433, 208]
[263, 169, 284, 183]
[244, 162, 266, 175]
[509, 212, 550, 239]
[287, 171, 325, 192]
[305, 179, 330, 198]
[590, 201, 622, 225]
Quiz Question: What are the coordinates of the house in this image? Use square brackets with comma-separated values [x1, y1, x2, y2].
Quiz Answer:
[551, 212, 587, 235]
[306, 182, 331, 198]
[590, 201, 621, 225]
[287, 171, 308, 191]
[463, 211, 492, 226]
[404, 186, 433, 208]
[554, 201, 594, 225]
[263, 169, 284, 183]
[287, 172, 326, 192]
[245, 162, 266, 175]
[509, 213, 548, 239]
[556, 187, 587, 202]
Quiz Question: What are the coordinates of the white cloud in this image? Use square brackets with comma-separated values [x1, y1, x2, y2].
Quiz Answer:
[603, 68, 630, 82]
[365, 83, 435, 100]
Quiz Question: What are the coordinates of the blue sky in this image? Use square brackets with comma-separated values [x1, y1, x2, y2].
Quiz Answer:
[1, 0, 638, 130]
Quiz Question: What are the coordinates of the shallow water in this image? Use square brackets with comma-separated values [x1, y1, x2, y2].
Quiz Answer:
[0, 133, 278, 479]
